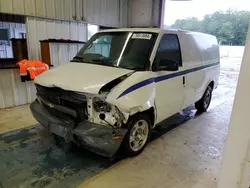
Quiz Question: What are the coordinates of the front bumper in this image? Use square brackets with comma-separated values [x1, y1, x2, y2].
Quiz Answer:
[30, 100, 127, 157]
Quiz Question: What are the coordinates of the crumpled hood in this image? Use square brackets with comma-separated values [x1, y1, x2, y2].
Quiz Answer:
[34, 62, 134, 94]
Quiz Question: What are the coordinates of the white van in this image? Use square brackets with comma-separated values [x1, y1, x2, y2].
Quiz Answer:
[30, 28, 220, 157]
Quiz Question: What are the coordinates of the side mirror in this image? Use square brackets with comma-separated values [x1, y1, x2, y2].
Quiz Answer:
[158, 59, 179, 71]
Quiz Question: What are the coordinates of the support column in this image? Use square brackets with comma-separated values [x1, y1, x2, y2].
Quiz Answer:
[127, 0, 165, 28]
[217, 25, 250, 188]
[159, 0, 166, 28]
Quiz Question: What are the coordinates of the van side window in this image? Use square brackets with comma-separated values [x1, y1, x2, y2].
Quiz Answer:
[154, 34, 182, 67]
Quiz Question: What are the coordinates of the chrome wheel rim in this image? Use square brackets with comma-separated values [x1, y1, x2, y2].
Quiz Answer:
[204, 88, 212, 109]
[129, 120, 149, 152]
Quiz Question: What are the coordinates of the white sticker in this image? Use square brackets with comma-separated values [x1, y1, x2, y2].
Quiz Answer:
[131, 33, 152, 40]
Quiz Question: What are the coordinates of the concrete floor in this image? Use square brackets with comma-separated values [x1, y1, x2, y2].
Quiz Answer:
[0, 105, 37, 134]
[0, 58, 241, 188]
[0, 125, 117, 187]
[80, 99, 233, 188]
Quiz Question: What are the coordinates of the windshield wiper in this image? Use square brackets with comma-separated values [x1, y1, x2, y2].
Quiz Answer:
[120, 65, 144, 71]
[91, 59, 118, 68]
[71, 56, 85, 62]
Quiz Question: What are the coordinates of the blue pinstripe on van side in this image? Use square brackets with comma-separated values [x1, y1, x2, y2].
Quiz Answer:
[117, 62, 220, 99]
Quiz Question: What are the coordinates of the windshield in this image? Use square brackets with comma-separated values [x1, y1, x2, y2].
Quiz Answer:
[71, 32, 158, 70]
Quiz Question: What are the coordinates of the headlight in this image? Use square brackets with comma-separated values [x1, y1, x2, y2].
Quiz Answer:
[93, 98, 111, 112]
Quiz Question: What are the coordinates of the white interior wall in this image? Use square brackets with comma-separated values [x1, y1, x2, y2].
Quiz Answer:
[241, 146, 250, 187]
[217, 25, 250, 188]
[0, 22, 26, 58]
[26, 17, 87, 60]
[49, 43, 83, 67]
[0, 69, 35, 108]
[87, 24, 99, 40]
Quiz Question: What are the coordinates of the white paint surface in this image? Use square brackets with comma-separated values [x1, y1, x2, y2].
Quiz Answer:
[34, 63, 134, 94]
[34, 28, 220, 127]
[217, 25, 250, 188]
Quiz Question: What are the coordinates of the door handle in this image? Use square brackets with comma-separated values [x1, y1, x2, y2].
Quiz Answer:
[183, 76, 185, 85]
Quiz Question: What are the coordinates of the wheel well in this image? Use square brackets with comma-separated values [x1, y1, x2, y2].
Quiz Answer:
[209, 81, 214, 89]
[125, 107, 155, 128]
[143, 107, 155, 127]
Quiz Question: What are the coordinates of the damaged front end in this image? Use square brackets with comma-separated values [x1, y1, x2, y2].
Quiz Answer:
[30, 84, 129, 157]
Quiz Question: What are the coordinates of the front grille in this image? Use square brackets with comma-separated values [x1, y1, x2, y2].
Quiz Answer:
[35, 84, 88, 121]
[43, 103, 72, 120]
[36, 84, 86, 104]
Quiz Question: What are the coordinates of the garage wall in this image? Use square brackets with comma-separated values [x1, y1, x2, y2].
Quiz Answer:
[0, 69, 36, 108]
[83, 0, 124, 27]
[49, 43, 83, 67]
[0, 0, 127, 27]
[0, 17, 88, 109]
[26, 16, 87, 60]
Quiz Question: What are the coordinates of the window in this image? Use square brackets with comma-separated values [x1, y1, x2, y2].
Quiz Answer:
[154, 34, 182, 67]
[0, 28, 9, 45]
[72, 32, 158, 71]
[0, 28, 9, 40]
[19, 33, 26, 39]
[87, 24, 99, 40]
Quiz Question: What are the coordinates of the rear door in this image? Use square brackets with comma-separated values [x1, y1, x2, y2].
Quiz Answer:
[153, 34, 185, 123]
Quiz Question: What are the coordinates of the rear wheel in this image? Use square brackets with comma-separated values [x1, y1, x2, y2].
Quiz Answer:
[121, 114, 151, 157]
[195, 85, 213, 112]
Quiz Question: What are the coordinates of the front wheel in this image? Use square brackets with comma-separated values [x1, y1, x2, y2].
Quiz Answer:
[195, 85, 213, 113]
[121, 114, 151, 157]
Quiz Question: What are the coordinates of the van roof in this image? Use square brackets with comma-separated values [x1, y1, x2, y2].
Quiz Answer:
[99, 28, 214, 37]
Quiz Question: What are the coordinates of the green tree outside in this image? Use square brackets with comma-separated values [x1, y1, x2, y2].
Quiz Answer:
[166, 10, 250, 46]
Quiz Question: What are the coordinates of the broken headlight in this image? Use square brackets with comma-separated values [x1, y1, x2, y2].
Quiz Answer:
[93, 98, 111, 112]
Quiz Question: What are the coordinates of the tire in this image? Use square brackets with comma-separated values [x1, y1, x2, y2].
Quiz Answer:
[195, 85, 213, 113]
[121, 113, 151, 157]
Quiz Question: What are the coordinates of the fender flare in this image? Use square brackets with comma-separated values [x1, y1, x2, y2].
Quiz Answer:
[127, 100, 157, 127]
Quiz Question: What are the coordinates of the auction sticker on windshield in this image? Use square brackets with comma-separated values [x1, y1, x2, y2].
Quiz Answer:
[132, 33, 152, 40]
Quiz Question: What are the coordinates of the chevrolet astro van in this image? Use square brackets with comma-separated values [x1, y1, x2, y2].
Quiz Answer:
[30, 28, 220, 157]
